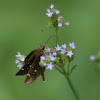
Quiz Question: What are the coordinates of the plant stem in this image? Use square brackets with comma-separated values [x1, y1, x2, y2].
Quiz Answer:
[67, 61, 70, 75]
[55, 28, 59, 45]
[63, 69, 79, 100]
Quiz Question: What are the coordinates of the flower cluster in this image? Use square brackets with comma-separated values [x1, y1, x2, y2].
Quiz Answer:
[39, 42, 76, 70]
[46, 4, 70, 30]
[15, 52, 25, 69]
[90, 51, 100, 62]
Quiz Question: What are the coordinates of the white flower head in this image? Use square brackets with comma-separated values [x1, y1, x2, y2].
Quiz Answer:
[50, 56, 55, 61]
[58, 22, 62, 27]
[62, 43, 67, 49]
[17, 62, 24, 69]
[20, 56, 25, 61]
[90, 56, 95, 60]
[40, 55, 45, 61]
[47, 9, 50, 12]
[46, 48, 51, 52]
[69, 42, 76, 49]
[66, 51, 74, 58]
[53, 52, 57, 56]
[55, 10, 60, 14]
[98, 51, 100, 56]
[49, 4, 54, 9]
[65, 21, 70, 25]
[60, 49, 67, 54]
[46, 62, 54, 70]
[55, 45, 61, 51]
[58, 16, 63, 21]
[46, 11, 53, 17]
[16, 52, 21, 58]
[43, 62, 47, 66]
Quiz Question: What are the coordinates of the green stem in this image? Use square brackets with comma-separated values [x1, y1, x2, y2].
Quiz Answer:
[55, 28, 59, 45]
[54, 64, 64, 75]
[67, 61, 70, 75]
[64, 74, 79, 100]
[63, 68, 79, 100]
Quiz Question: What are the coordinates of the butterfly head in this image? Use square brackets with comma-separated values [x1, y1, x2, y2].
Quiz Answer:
[38, 43, 46, 50]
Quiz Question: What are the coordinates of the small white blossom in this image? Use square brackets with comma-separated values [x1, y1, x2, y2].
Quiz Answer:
[40, 55, 45, 61]
[53, 52, 57, 56]
[43, 62, 47, 66]
[58, 22, 62, 27]
[20, 56, 25, 61]
[55, 10, 60, 14]
[49, 4, 54, 9]
[98, 51, 100, 56]
[15, 60, 20, 64]
[46, 11, 53, 17]
[50, 56, 55, 61]
[62, 43, 67, 49]
[65, 21, 70, 25]
[15, 52, 25, 69]
[47, 9, 50, 12]
[46, 62, 54, 70]
[46, 48, 51, 52]
[66, 51, 74, 58]
[55, 45, 61, 51]
[60, 49, 67, 54]
[90, 56, 95, 60]
[16, 52, 21, 58]
[17, 62, 23, 69]
[69, 42, 76, 49]
[58, 16, 63, 21]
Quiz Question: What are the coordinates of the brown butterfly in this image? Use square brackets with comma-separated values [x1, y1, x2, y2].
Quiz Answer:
[16, 43, 46, 85]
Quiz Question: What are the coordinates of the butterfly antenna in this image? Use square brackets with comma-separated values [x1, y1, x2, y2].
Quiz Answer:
[45, 35, 56, 44]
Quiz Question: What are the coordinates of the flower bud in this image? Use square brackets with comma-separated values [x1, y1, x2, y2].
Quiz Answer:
[47, 22, 53, 28]
[39, 60, 45, 67]
[45, 57, 51, 63]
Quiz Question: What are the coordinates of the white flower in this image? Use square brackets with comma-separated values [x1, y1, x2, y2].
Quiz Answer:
[43, 62, 47, 66]
[50, 56, 55, 61]
[55, 45, 61, 51]
[46, 11, 53, 17]
[98, 51, 100, 56]
[47, 9, 50, 12]
[16, 52, 21, 58]
[40, 55, 45, 61]
[69, 42, 76, 49]
[58, 16, 63, 21]
[49, 4, 54, 9]
[20, 56, 25, 61]
[90, 56, 95, 60]
[65, 21, 70, 25]
[15, 60, 20, 64]
[66, 51, 74, 58]
[46, 48, 51, 52]
[62, 43, 67, 49]
[58, 22, 62, 27]
[60, 49, 67, 54]
[53, 52, 57, 56]
[46, 62, 54, 70]
[55, 10, 60, 14]
[17, 62, 23, 69]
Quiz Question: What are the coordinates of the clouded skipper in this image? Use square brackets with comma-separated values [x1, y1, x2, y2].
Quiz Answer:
[16, 43, 46, 85]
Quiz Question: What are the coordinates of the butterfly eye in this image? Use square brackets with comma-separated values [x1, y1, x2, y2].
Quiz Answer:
[42, 47, 44, 50]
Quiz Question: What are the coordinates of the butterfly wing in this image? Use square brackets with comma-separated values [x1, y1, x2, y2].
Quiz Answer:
[16, 50, 36, 76]
[25, 49, 45, 85]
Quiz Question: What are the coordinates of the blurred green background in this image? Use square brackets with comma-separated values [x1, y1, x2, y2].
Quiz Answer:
[0, 0, 100, 100]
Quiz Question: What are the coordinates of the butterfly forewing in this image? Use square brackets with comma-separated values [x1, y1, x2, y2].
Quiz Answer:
[16, 50, 36, 76]
[25, 49, 45, 85]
